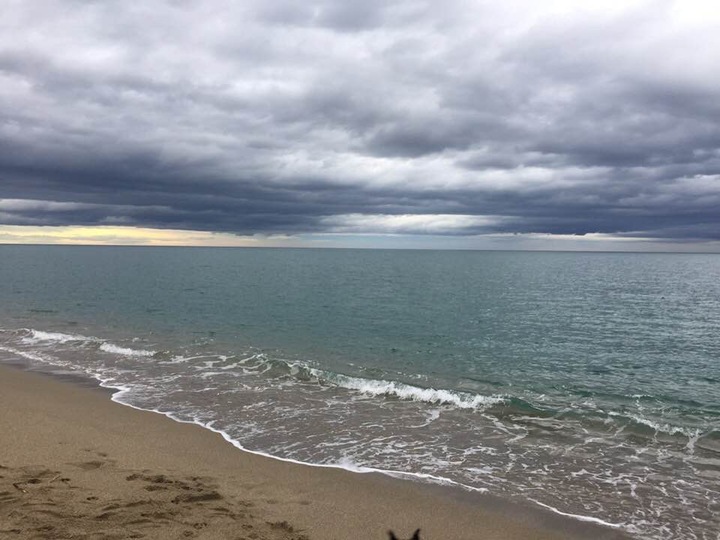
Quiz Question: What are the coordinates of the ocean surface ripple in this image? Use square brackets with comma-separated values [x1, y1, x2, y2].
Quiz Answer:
[1, 247, 719, 539]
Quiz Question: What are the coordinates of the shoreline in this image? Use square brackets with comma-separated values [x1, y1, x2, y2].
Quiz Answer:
[0, 362, 629, 539]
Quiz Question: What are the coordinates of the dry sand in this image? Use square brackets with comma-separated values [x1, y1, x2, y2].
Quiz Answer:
[0, 364, 629, 539]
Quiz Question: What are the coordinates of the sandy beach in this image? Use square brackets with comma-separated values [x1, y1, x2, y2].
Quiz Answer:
[0, 364, 628, 539]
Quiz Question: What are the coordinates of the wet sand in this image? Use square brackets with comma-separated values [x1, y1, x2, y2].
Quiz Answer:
[0, 364, 628, 539]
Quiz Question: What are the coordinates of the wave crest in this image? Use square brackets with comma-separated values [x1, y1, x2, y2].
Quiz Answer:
[209, 353, 505, 410]
[21, 329, 93, 344]
[323, 372, 506, 409]
[20, 328, 156, 358]
[99, 343, 155, 358]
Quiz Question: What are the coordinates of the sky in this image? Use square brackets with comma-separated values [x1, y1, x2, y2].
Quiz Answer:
[1, 0, 719, 250]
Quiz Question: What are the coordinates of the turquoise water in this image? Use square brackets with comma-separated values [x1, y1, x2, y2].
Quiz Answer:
[1, 246, 719, 539]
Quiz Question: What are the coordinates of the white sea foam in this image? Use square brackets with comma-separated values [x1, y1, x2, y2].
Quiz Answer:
[219, 362, 243, 370]
[610, 411, 698, 439]
[19, 328, 156, 358]
[0, 345, 50, 363]
[321, 371, 505, 409]
[528, 498, 631, 531]
[159, 355, 213, 364]
[408, 408, 441, 428]
[22, 329, 94, 344]
[685, 430, 701, 456]
[99, 342, 155, 357]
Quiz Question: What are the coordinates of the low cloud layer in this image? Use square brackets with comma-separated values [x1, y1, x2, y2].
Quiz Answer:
[1, 0, 719, 244]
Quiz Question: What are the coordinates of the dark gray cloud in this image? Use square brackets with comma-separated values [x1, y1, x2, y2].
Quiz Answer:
[1, 0, 719, 243]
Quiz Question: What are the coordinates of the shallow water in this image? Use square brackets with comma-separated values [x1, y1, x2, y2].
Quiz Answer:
[1, 246, 719, 539]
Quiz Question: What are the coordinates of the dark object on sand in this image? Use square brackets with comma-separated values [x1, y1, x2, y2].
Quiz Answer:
[388, 529, 420, 540]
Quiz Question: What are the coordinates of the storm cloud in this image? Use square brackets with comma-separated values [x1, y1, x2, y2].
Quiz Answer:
[1, 0, 719, 243]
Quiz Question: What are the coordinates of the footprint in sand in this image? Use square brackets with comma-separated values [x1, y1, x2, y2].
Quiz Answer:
[73, 460, 106, 470]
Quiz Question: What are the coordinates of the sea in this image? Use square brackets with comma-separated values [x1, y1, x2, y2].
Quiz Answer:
[0, 246, 718, 539]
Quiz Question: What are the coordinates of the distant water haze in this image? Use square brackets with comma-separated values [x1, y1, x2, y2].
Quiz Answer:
[1, 246, 719, 539]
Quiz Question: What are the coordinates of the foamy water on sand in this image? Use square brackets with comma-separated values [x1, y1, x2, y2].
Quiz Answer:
[1, 246, 719, 539]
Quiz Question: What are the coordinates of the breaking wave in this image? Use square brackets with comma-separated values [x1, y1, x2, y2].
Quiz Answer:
[19, 328, 157, 358]
[316, 370, 506, 409]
